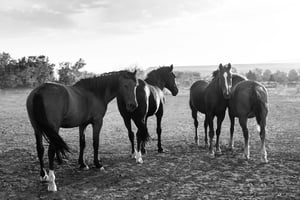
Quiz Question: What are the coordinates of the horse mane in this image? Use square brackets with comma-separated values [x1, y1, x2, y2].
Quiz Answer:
[211, 69, 221, 81]
[145, 66, 170, 85]
[74, 70, 135, 96]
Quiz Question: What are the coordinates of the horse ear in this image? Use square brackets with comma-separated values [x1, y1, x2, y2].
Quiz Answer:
[170, 64, 173, 71]
[133, 69, 137, 76]
[219, 63, 223, 70]
[227, 63, 231, 70]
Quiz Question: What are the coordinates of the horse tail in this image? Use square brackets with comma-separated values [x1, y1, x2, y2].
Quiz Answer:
[253, 85, 268, 128]
[33, 93, 70, 156]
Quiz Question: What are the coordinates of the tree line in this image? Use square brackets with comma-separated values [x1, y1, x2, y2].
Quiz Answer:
[245, 68, 299, 83]
[0, 52, 95, 88]
[0, 52, 299, 89]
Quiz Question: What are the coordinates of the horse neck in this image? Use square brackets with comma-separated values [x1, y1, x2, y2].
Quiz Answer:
[75, 76, 119, 104]
[210, 78, 224, 97]
[144, 74, 164, 90]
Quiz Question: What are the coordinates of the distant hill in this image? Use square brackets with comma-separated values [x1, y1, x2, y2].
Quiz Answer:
[146, 63, 300, 77]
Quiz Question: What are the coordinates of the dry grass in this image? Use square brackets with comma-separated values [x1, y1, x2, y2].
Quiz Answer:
[0, 88, 299, 199]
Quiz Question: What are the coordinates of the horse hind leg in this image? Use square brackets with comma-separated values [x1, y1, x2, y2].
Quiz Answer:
[191, 107, 199, 146]
[156, 106, 164, 153]
[239, 117, 250, 160]
[257, 116, 268, 163]
[48, 142, 57, 192]
[34, 129, 49, 182]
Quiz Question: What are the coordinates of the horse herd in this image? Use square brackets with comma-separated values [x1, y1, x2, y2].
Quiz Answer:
[26, 64, 268, 191]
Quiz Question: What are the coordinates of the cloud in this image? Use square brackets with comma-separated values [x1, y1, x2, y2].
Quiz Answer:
[0, 0, 222, 37]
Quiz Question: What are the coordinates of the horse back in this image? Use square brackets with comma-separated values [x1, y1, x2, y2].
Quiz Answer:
[229, 80, 268, 118]
[189, 80, 208, 113]
[27, 83, 69, 129]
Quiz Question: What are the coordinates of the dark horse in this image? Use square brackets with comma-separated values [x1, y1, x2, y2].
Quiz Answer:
[189, 64, 232, 156]
[117, 65, 178, 163]
[190, 72, 246, 148]
[26, 70, 139, 191]
[228, 80, 268, 163]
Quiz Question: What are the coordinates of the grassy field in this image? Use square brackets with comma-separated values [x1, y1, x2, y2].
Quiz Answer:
[0, 88, 299, 199]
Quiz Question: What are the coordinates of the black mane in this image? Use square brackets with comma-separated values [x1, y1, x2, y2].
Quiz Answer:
[145, 66, 170, 85]
[74, 70, 135, 96]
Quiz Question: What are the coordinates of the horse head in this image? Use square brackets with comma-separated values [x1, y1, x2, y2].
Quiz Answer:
[118, 70, 139, 112]
[161, 64, 179, 96]
[217, 63, 233, 99]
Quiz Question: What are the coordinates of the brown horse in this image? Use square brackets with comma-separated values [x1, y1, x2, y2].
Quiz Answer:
[189, 64, 232, 156]
[228, 80, 269, 163]
[26, 70, 138, 191]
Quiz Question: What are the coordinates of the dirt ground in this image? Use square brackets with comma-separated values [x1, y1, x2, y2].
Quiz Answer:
[0, 88, 299, 200]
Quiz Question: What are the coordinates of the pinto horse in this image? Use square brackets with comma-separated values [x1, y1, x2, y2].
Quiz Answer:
[228, 80, 269, 163]
[26, 70, 139, 191]
[189, 64, 232, 156]
[117, 65, 178, 163]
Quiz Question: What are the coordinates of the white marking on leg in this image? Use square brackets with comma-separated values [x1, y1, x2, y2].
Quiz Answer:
[256, 125, 261, 132]
[244, 142, 250, 160]
[132, 149, 137, 159]
[40, 168, 49, 182]
[47, 170, 57, 192]
[135, 151, 143, 164]
[229, 137, 234, 150]
[261, 142, 268, 163]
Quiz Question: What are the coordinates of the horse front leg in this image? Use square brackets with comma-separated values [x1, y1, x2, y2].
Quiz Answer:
[123, 117, 135, 158]
[191, 107, 199, 146]
[134, 120, 148, 164]
[229, 114, 235, 150]
[156, 105, 164, 153]
[78, 124, 89, 169]
[215, 112, 225, 155]
[92, 119, 104, 170]
[207, 113, 215, 157]
[204, 117, 208, 149]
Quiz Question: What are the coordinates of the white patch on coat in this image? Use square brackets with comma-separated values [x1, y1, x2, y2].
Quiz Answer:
[223, 72, 229, 94]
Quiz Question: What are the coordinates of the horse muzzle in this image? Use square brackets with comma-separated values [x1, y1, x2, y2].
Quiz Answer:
[171, 87, 179, 96]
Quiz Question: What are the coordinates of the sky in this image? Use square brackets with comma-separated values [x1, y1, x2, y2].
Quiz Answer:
[1, 0, 300, 73]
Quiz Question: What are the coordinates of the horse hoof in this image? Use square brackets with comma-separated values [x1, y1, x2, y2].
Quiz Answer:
[215, 149, 222, 155]
[208, 152, 215, 158]
[158, 148, 164, 153]
[79, 164, 89, 170]
[48, 182, 57, 192]
[100, 166, 105, 171]
[136, 158, 143, 164]
[131, 153, 136, 159]
[40, 175, 49, 182]
[244, 154, 250, 160]
[261, 157, 268, 163]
